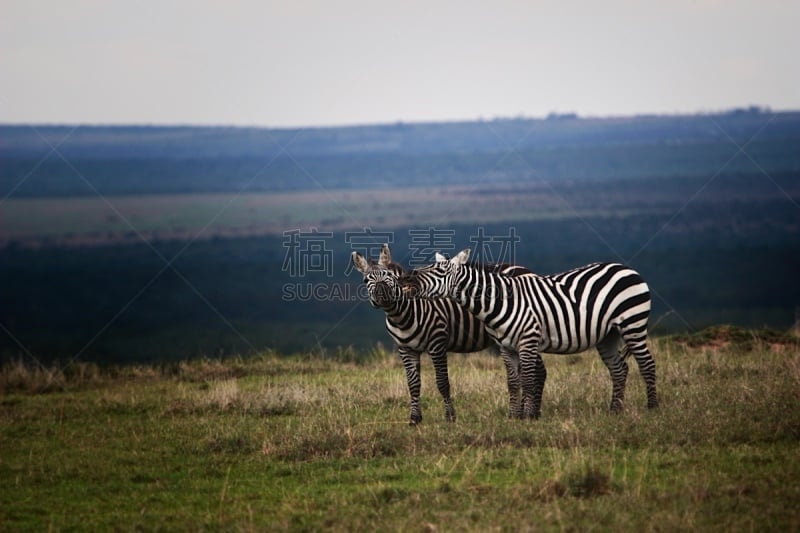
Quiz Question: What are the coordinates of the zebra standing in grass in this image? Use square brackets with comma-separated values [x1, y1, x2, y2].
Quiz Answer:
[352, 244, 528, 425]
[401, 249, 658, 419]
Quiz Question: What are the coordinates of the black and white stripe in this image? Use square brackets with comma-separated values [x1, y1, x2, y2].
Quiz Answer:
[402, 249, 658, 419]
[352, 244, 527, 424]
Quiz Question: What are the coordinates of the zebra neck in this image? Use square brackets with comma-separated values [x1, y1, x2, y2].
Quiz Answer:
[454, 267, 508, 321]
[382, 297, 416, 323]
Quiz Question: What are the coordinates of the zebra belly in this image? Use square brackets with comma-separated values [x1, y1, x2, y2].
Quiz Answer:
[537, 309, 613, 353]
[447, 335, 492, 353]
[485, 315, 536, 351]
[385, 311, 489, 354]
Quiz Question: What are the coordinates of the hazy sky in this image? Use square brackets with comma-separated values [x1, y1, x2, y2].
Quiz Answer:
[1, 1, 798, 127]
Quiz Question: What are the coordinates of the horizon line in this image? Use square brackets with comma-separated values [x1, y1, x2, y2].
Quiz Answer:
[0, 106, 793, 132]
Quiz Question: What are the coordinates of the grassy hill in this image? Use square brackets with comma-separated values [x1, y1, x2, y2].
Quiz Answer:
[1, 331, 799, 530]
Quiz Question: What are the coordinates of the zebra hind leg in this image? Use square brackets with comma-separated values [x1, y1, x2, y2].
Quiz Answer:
[429, 347, 456, 423]
[621, 328, 659, 409]
[596, 328, 628, 413]
[501, 348, 523, 419]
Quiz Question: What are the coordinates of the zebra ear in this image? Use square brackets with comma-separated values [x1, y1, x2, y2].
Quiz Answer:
[434, 252, 448, 262]
[379, 243, 392, 267]
[352, 251, 370, 274]
[452, 248, 470, 265]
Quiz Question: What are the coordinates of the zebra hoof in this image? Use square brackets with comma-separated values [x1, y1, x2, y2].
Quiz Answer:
[409, 414, 422, 426]
[647, 400, 659, 409]
[610, 401, 624, 413]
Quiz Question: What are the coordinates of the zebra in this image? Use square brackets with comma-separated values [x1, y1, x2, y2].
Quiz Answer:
[400, 249, 658, 419]
[352, 244, 529, 424]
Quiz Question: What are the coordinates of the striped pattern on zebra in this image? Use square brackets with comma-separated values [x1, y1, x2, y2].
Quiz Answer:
[401, 249, 658, 419]
[352, 244, 528, 424]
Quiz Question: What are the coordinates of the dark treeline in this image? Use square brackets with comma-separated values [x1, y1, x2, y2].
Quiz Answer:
[2, 218, 798, 364]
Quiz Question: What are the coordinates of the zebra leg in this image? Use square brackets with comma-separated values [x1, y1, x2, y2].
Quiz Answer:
[596, 328, 628, 412]
[621, 327, 659, 409]
[398, 347, 424, 425]
[518, 339, 545, 419]
[501, 347, 522, 419]
[429, 344, 456, 423]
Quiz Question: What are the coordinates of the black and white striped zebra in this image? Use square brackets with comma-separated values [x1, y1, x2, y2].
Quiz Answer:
[401, 249, 658, 419]
[352, 244, 529, 424]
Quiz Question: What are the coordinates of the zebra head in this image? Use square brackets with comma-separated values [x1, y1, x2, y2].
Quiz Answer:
[401, 248, 471, 300]
[351, 244, 404, 309]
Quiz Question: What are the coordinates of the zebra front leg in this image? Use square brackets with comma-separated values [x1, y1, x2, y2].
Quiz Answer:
[608, 357, 629, 413]
[518, 339, 545, 419]
[501, 347, 522, 419]
[399, 347, 424, 425]
[429, 345, 455, 422]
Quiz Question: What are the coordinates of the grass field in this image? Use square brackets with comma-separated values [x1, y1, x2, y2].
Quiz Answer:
[2, 331, 799, 531]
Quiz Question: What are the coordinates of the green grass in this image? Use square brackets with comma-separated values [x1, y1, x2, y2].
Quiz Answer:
[2, 335, 799, 531]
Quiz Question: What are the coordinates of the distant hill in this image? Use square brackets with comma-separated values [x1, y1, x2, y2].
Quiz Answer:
[2, 109, 799, 197]
[2, 109, 799, 360]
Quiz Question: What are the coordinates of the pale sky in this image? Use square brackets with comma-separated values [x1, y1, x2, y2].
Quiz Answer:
[1, 1, 798, 128]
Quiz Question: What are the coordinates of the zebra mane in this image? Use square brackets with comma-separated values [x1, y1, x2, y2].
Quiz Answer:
[477, 262, 534, 277]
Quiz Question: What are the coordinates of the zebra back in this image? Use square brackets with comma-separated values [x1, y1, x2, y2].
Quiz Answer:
[466, 261, 650, 354]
